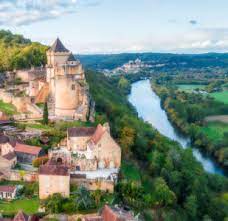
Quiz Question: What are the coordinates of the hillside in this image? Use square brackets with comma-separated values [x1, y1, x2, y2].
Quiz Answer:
[78, 52, 228, 70]
[0, 30, 47, 72]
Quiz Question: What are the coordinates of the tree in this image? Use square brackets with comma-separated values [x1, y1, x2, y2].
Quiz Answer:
[43, 102, 48, 125]
[119, 127, 135, 155]
[43, 193, 64, 213]
[73, 186, 95, 210]
[154, 177, 176, 207]
[184, 194, 198, 220]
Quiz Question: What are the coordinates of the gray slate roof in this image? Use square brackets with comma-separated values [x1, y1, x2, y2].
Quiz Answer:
[49, 38, 69, 53]
[67, 53, 76, 62]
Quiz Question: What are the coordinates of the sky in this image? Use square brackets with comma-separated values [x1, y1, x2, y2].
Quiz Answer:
[1, 0, 228, 54]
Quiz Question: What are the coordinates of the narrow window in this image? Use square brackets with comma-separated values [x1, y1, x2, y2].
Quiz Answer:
[71, 84, 75, 90]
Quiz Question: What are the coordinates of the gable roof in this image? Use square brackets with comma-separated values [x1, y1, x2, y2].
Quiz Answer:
[90, 124, 106, 145]
[13, 211, 29, 221]
[67, 53, 77, 62]
[49, 38, 69, 53]
[68, 127, 96, 137]
[14, 143, 42, 156]
[0, 185, 16, 193]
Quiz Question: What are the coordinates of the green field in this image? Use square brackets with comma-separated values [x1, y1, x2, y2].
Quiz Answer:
[201, 122, 228, 142]
[0, 100, 17, 115]
[176, 84, 206, 92]
[0, 197, 39, 215]
[210, 90, 228, 104]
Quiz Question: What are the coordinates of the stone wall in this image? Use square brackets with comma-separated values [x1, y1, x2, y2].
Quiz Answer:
[70, 177, 114, 193]
[7, 170, 38, 182]
[39, 174, 70, 199]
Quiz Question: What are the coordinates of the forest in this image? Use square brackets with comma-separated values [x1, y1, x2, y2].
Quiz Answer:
[0, 30, 47, 72]
[86, 70, 228, 221]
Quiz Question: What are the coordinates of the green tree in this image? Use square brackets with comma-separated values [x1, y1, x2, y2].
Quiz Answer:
[154, 177, 176, 207]
[119, 126, 136, 155]
[184, 194, 198, 220]
[73, 186, 95, 210]
[43, 102, 49, 125]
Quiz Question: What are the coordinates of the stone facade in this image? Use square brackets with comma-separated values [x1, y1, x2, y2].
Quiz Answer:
[39, 162, 70, 199]
[46, 38, 89, 120]
[67, 123, 121, 170]
[0, 38, 90, 121]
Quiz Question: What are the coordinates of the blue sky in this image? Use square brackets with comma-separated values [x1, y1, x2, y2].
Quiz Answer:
[1, 0, 228, 54]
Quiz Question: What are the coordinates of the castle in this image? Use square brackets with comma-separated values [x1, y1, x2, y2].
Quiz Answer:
[44, 38, 89, 120]
[1, 38, 90, 121]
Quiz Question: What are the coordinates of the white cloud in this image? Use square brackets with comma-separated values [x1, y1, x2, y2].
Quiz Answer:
[0, 0, 101, 26]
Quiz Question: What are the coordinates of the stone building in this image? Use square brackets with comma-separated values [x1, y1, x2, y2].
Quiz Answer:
[2, 38, 90, 121]
[43, 38, 89, 120]
[47, 123, 121, 193]
[67, 123, 121, 170]
[39, 160, 70, 199]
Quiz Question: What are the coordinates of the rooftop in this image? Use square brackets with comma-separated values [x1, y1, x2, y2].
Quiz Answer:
[0, 185, 16, 193]
[39, 161, 69, 176]
[68, 127, 96, 137]
[13, 211, 29, 221]
[49, 38, 69, 53]
[90, 124, 106, 145]
[14, 143, 42, 156]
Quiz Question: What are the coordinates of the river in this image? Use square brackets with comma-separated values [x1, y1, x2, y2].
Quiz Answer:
[128, 79, 225, 176]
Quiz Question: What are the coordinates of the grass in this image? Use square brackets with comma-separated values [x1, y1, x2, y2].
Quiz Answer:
[0, 197, 39, 215]
[176, 84, 205, 92]
[210, 90, 228, 104]
[201, 122, 228, 142]
[121, 161, 141, 182]
[0, 100, 17, 115]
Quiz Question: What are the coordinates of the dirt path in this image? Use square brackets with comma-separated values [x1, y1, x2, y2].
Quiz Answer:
[205, 115, 228, 123]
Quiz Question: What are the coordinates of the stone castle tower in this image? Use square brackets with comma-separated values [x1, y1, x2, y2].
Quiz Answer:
[46, 38, 89, 120]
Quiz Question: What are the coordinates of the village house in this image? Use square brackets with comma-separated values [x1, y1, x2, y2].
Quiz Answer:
[14, 143, 45, 164]
[67, 123, 121, 170]
[13, 210, 39, 221]
[38, 160, 70, 199]
[0, 135, 15, 156]
[82, 205, 138, 221]
[0, 185, 18, 200]
[46, 123, 121, 193]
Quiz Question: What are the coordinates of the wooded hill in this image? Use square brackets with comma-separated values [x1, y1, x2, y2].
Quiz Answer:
[0, 30, 47, 72]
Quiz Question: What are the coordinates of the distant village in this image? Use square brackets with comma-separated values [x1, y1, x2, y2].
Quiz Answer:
[0, 39, 138, 221]
[103, 59, 165, 76]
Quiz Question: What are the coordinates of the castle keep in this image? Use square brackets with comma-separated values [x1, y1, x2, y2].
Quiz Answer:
[0, 38, 90, 121]
[45, 38, 89, 120]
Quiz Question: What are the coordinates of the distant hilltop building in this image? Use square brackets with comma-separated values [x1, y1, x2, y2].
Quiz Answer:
[1, 38, 90, 121]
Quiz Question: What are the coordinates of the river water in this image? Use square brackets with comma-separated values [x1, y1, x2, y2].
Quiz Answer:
[128, 80, 225, 175]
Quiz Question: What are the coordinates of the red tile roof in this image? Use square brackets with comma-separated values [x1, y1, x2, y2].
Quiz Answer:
[90, 124, 106, 145]
[14, 143, 42, 156]
[0, 185, 16, 193]
[101, 205, 135, 221]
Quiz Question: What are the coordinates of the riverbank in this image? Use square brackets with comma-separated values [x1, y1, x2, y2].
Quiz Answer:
[151, 81, 228, 174]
